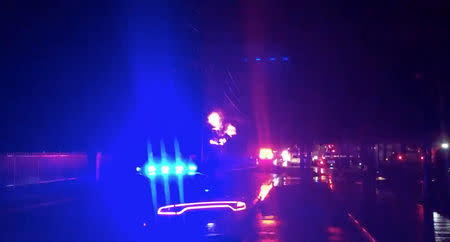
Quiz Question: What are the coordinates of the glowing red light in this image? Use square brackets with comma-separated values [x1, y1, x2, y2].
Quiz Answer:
[420, 156, 424, 161]
[397, 155, 403, 160]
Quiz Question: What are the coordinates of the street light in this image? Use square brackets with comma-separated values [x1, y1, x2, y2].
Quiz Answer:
[441, 143, 449, 149]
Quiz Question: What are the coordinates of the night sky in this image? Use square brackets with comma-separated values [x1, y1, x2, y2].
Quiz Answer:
[1, 0, 449, 153]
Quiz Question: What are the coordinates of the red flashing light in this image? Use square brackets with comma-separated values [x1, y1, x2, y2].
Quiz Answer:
[397, 155, 403, 160]
[420, 156, 424, 161]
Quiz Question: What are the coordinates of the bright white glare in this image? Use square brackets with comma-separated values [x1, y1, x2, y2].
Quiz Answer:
[136, 167, 141, 172]
[188, 164, 197, 171]
[161, 166, 170, 174]
[442, 143, 449, 149]
[219, 138, 227, 145]
[282, 161, 288, 167]
[207, 112, 222, 130]
[273, 176, 280, 186]
[312, 155, 318, 160]
[147, 166, 156, 173]
[206, 222, 215, 230]
[259, 148, 274, 160]
[281, 150, 292, 162]
[225, 124, 237, 137]
[210, 138, 226, 146]
[175, 165, 184, 174]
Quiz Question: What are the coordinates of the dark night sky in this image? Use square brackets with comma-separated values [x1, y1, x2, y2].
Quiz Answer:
[1, 0, 449, 152]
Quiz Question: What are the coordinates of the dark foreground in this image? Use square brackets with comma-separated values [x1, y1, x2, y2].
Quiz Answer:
[1, 167, 449, 242]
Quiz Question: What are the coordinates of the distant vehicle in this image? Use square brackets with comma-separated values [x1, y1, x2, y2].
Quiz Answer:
[278, 147, 302, 168]
[256, 148, 276, 169]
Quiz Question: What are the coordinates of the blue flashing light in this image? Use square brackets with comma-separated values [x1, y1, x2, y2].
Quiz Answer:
[136, 167, 141, 172]
[269, 57, 276, 61]
[187, 164, 197, 175]
[161, 165, 170, 175]
[188, 164, 197, 171]
[255, 57, 261, 61]
[175, 165, 184, 174]
[282, 56, 289, 61]
[147, 165, 156, 176]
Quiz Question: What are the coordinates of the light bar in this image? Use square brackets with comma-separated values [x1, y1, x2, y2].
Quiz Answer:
[161, 165, 170, 174]
[175, 165, 184, 174]
[157, 201, 246, 215]
[187, 164, 197, 175]
[147, 165, 156, 176]
[142, 163, 197, 177]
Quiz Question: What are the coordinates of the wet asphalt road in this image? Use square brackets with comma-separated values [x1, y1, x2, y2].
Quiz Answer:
[8, 165, 450, 241]
[0, 167, 374, 242]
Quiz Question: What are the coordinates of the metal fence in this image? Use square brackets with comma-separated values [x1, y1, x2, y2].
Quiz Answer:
[0, 153, 89, 187]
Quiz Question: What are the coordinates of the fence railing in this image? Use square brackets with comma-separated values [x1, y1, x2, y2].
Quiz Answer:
[0, 153, 89, 187]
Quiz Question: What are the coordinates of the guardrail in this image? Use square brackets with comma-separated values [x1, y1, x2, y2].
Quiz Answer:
[0, 153, 89, 187]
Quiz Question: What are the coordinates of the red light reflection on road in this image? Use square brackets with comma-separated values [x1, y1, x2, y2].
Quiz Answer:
[256, 213, 281, 242]
[327, 226, 343, 241]
[257, 182, 273, 201]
